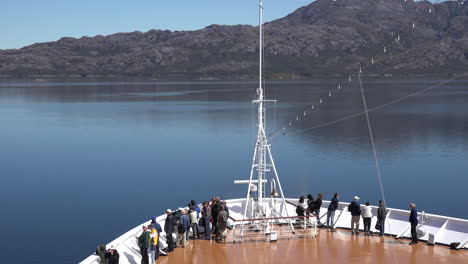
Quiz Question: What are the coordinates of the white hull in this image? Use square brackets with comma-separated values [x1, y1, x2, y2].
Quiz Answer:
[80, 198, 468, 264]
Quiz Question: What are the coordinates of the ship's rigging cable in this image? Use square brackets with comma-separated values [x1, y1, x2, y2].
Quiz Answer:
[269, 0, 465, 140]
[358, 73, 386, 206]
[276, 73, 466, 138]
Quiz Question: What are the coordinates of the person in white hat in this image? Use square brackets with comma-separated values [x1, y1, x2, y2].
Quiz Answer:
[349, 196, 362, 235]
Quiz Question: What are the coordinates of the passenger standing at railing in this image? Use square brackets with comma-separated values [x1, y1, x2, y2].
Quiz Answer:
[306, 194, 315, 218]
[164, 209, 174, 252]
[314, 193, 324, 226]
[409, 203, 419, 245]
[377, 200, 386, 236]
[148, 225, 158, 264]
[296, 196, 307, 225]
[182, 209, 191, 243]
[361, 201, 372, 236]
[176, 209, 190, 247]
[138, 225, 150, 264]
[217, 205, 229, 242]
[201, 201, 212, 240]
[151, 218, 164, 258]
[349, 196, 361, 235]
[327, 193, 339, 229]
[190, 200, 201, 218]
[211, 197, 221, 236]
[296, 196, 307, 216]
[189, 206, 200, 239]
[222, 200, 230, 219]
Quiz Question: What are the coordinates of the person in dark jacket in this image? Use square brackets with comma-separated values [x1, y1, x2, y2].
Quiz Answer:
[349, 196, 361, 235]
[306, 194, 315, 215]
[202, 201, 212, 239]
[217, 205, 229, 242]
[409, 203, 419, 245]
[137, 225, 150, 264]
[314, 193, 324, 225]
[211, 197, 221, 235]
[222, 200, 230, 219]
[105, 247, 120, 264]
[177, 209, 190, 247]
[164, 209, 174, 252]
[327, 193, 339, 229]
[377, 200, 387, 236]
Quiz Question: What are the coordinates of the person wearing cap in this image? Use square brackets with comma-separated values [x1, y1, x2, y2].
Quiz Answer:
[150, 216, 163, 259]
[148, 225, 158, 264]
[164, 209, 174, 252]
[151, 216, 162, 233]
[349, 196, 362, 235]
[138, 225, 150, 264]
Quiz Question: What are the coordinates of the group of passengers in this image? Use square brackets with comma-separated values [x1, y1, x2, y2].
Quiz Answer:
[296, 193, 419, 244]
[295, 193, 388, 236]
[135, 197, 230, 264]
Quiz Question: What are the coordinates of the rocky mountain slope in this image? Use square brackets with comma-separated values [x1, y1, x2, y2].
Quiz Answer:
[0, 0, 467, 76]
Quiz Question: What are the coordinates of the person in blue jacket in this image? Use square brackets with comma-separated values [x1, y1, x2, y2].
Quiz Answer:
[409, 203, 419, 245]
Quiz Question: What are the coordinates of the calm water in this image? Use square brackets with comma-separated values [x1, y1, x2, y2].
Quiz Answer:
[0, 77, 467, 263]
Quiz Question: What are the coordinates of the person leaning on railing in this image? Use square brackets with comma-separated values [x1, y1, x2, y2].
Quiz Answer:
[314, 193, 324, 226]
[327, 193, 339, 230]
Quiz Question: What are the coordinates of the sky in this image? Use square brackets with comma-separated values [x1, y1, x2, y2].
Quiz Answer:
[0, 0, 312, 50]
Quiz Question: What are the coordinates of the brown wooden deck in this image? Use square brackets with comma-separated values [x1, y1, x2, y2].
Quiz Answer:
[156, 229, 468, 264]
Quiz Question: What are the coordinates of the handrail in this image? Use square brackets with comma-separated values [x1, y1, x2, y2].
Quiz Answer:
[231, 214, 317, 222]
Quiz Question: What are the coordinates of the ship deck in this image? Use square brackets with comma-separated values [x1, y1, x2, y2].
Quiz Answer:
[156, 228, 468, 264]
[80, 198, 468, 264]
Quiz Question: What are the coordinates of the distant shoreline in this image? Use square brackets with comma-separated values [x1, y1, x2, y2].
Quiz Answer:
[1, 73, 467, 82]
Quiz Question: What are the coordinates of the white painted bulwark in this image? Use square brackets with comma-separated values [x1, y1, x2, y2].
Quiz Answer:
[80, 198, 468, 264]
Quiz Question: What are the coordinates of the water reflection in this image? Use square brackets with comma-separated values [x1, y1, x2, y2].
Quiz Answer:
[0, 77, 467, 263]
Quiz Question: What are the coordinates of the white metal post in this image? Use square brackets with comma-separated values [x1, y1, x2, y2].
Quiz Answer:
[267, 145, 294, 232]
[241, 146, 258, 236]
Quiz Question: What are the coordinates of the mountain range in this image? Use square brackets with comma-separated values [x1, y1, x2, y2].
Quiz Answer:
[0, 0, 467, 77]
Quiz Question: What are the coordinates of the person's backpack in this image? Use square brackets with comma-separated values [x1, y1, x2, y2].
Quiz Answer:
[296, 205, 304, 215]
[348, 203, 353, 212]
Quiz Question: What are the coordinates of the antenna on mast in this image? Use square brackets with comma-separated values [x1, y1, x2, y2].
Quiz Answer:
[236, 0, 294, 237]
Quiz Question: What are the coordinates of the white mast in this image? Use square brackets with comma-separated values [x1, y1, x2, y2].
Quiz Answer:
[257, 0, 265, 205]
[238, 0, 293, 236]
